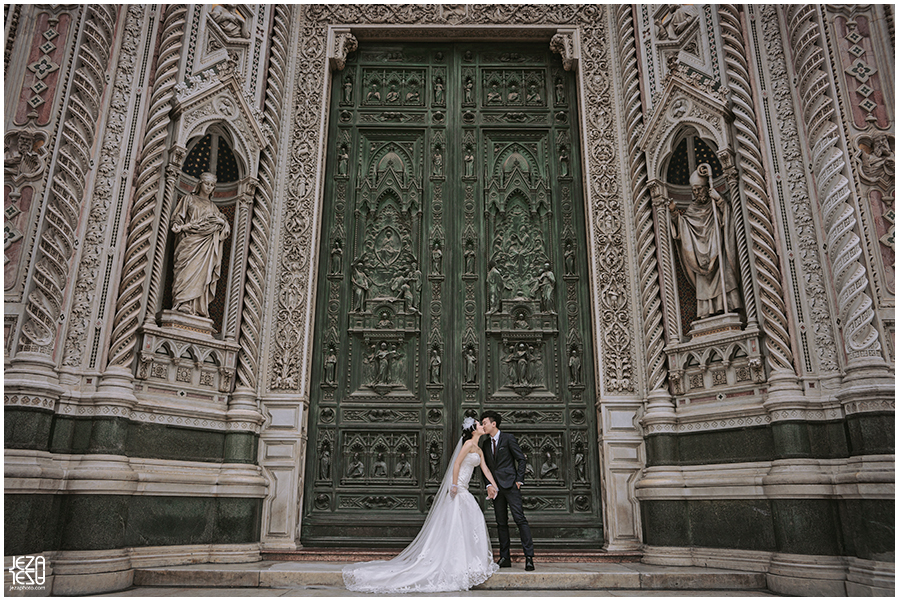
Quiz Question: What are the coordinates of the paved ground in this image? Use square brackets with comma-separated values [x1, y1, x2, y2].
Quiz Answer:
[96, 585, 776, 597]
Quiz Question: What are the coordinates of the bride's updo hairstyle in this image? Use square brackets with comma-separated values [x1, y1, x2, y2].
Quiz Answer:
[461, 416, 478, 439]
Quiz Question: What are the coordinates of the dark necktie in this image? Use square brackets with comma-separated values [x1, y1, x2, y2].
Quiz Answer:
[492, 437, 497, 457]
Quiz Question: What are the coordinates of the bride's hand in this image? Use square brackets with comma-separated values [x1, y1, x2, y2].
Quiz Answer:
[450, 484, 458, 498]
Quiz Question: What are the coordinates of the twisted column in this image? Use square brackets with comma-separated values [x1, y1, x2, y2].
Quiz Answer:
[106, 4, 186, 370]
[18, 6, 118, 356]
[235, 5, 291, 392]
[616, 6, 668, 397]
[718, 5, 796, 376]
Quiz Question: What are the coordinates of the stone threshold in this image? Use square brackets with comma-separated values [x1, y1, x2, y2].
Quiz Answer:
[263, 549, 642, 563]
[133, 561, 768, 591]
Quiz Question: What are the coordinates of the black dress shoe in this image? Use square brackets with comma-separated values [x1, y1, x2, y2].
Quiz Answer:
[524, 557, 535, 571]
[498, 557, 512, 568]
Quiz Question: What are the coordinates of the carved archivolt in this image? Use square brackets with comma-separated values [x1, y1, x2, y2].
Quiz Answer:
[18, 6, 118, 355]
[786, 6, 883, 364]
[107, 4, 187, 370]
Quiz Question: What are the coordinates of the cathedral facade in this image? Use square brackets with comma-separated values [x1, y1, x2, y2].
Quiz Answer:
[3, 4, 894, 596]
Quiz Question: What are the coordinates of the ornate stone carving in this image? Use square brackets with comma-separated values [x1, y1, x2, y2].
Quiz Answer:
[3, 127, 48, 185]
[550, 30, 579, 72]
[61, 5, 144, 367]
[18, 5, 117, 355]
[107, 4, 188, 369]
[210, 4, 249, 39]
[718, 5, 796, 377]
[758, 5, 839, 373]
[329, 29, 358, 72]
[785, 5, 884, 365]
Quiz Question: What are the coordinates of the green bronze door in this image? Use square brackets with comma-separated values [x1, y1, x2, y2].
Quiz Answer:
[303, 43, 602, 548]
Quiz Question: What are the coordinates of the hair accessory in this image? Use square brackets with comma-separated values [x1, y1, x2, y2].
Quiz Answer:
[462, 416, 476, 430]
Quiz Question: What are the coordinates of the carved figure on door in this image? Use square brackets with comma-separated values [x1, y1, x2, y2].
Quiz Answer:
[534, 262, 556, 312]
[373, 453, 388, 477]
[324, 345, 338, 384]
[319, 448, 331, 479]
[431, 241, 443, 275]
[394, 453, 411, 477]
[347, 453, 365, 478]
[330, 239, 343, 274]
[463, 345, 477, 383]
[429, 348, 442, 384]
[540, 451, 558, 478]
[568, 348, 582, 385]
[352, 260, 370, 312]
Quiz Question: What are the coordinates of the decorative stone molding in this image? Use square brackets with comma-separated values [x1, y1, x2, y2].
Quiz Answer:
[327, 28, 358, 72]
[106, 4, 188, 371]
[4, 393, 56, 411]
[235, 5, 292, 393]
[62, 5, 147, 368]
[785, 6, 885, 368]
[550, 29, 579, 72]
[17, 6, 118, 356]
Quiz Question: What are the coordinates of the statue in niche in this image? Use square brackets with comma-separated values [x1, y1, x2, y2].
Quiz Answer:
[429, 348, 442, 384]
[525, 460, 535, 479]
[464, 240, 476, 273]
[342, 77, 353, 104]
[487, 260, 510, 313]
[464, 146, 475, 178]
[568, 347, 582, 385]
[564, 240, 576, 275]
[514, 311, 529, 329]
[377, 311, 393, 328]
[669, 164, 742, 319]
[657, 4, 698, 40]
[392, 273, 415, 312]
[559, 145, 570, 177]
[534, 262, 556, 313]
[540, 451, 558, 479]
[555, 79, 565, 104]
[504, 344, 517, 383]
[431, 241, 443, 275]
[394, 453, 411, 477]
[330, 239, 343, 274]
[319, 448, 331, 479]
[347, 453, 365, 478]
[367, 81, 380, 102]
[434, 77, 445, 104]
[432, 145, 443, 177]
[406, 87, 420, 103]
[387, 84, 400, 103]
[463, 345, 477, 383]
[861, 134, 894, 182]
[351, 260, 369, 312]
[337, 145, 349, 176]
[170, 172, 231, 318]
[324, 345, 337, 384]
[372, 453, 388, 477]
[464, 77, 474, 104]
[210, 4, 248, 38]
[487, 82, 501, 104]
[529, 344, 543, 383]
[527, 82, 541, 103]
[574, 446, 586, 482]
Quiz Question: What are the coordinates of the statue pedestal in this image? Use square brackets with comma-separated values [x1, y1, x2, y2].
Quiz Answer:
[160, 309, 216, 337]
[688, 312, 742, 341]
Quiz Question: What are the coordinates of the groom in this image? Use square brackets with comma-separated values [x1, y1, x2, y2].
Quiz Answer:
[480, 410, 535, 571]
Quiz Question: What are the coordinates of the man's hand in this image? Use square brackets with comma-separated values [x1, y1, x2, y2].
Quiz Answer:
[516, 482, 522, 490]
[487, 484, 497, 499]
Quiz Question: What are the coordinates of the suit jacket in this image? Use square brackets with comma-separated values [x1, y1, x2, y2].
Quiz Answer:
[481, 431, 527, 489]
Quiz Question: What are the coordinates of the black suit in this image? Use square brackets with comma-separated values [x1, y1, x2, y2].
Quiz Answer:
[481, 431, 534, 558]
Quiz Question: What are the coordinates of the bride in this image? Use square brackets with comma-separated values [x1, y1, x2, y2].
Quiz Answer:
[342, 417, 500, 593]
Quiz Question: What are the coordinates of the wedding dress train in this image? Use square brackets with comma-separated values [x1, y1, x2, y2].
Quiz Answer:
[342, 441, 498, 593]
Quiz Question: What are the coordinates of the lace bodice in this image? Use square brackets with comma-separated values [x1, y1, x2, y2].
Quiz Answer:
[456, 452, 480, 490]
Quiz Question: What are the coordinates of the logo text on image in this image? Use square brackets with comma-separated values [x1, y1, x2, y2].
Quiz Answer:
[8, 556, 46, 586]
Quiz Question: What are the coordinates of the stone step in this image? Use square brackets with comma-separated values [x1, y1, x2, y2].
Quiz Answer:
[263, 549, 642, 563]
[133, 561, 768, 591]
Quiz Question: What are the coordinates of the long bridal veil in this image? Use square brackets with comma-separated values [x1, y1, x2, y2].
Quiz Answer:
[342, 437, 497, 593]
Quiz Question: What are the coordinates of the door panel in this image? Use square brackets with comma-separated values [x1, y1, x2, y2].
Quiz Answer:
[303, 43, 602, 548]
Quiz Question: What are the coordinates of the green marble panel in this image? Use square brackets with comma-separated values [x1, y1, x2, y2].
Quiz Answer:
[4, 407, 53, 450]
[846, 412, 894, 456]
[771, 499, 842, 556]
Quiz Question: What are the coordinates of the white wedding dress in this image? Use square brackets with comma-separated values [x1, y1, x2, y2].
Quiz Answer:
[342, 441, 499, 593]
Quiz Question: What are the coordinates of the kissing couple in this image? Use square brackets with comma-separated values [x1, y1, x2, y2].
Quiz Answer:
[342, 410, 535, 593]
